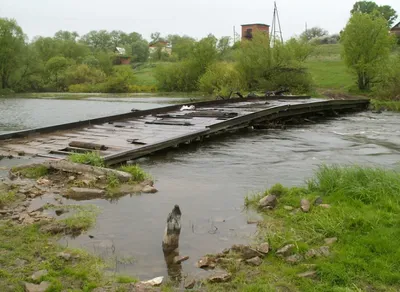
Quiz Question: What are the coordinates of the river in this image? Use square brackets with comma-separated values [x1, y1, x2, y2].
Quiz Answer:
[1, 96, 400, 281]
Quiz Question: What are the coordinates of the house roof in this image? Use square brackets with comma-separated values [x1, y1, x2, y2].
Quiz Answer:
[241, 23, 270, 27]
[391, 22, 400, 30]
[115, 47, 126, 55]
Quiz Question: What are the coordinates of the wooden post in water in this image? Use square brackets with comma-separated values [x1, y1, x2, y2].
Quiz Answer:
[162, 205, 183, 282]
[162, 205, 182, 253]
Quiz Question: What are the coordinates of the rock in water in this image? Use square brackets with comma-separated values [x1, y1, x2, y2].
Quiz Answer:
[298, 271, 317, 279]
[208, 271, 231, 283]
[31, 270, 48, 281]
[276, 244, 295, 256]
[324, 237, 338, 245]
[142, 185, 158, 194]
[24, 282, 50, 292]
[184, 278, 196, 289]
[197, 256, 216, 270]
[313, 196, 323, 206]
[301, 199, 310, 212]
[285, 254, 303, 264]
[259, 195, 277, 209]
[246, 256, 263, 266]
[138, 276, 163, 287]
[257, 242, 270, 255]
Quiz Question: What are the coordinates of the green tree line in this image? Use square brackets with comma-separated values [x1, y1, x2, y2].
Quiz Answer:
[0, 18, 151, 93]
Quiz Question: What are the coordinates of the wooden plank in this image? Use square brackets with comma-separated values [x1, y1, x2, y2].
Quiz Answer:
[103, 129, 210, 165]
[145, 120, 193, 126]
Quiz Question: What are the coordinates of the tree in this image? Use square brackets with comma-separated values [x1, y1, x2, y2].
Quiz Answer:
[130, 40, 149, 62]
[80, 30, 112, 51]
[300, 27, 328, 41]
[0, 18, 26, 89]
[341, 12, 395, 90]
[168, 35, 195, 60]
[351, 1, 398, 27]
[54, 30, 79, 42]
[45, 56, 71, 90]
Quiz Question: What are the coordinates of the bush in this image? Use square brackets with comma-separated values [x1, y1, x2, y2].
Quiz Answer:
[259, 68, 314, 94]
[236, 32, 314, 93]
[65, 64, 106, 86]
[198, 62, 244, 95]
[155, 61, 201, 92]
[375, 56, 400, 100]
[103, 66, 136, 93]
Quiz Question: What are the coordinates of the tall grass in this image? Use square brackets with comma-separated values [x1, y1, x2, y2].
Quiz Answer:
[239, 165, 400, 291]
[68, 152, 105, 167]
[119, 165, 149, 182]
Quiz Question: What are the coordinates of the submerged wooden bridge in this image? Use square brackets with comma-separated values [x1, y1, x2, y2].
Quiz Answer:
[0, 97, 369, 166]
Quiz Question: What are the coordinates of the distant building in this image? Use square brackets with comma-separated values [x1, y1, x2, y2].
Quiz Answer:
[241, 23, 270, 41]
[390, 22, 400, 37]
[149, 41, 172, 55]
[114, 47, 131, 65]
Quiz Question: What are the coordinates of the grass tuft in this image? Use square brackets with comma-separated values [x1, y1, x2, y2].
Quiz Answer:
[13, 165, 48, 179]
[68, 152, 105, 167]
[0, 191, 17, 208]
[59, 205, 100, 232]
[119, 164, 149, 182]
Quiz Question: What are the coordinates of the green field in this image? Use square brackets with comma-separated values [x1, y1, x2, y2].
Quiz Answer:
[306, 44, 355, 91]
[134, 64, 158, 86]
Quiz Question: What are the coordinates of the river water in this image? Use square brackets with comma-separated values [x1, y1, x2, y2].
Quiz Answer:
[1, 97, 400, 281]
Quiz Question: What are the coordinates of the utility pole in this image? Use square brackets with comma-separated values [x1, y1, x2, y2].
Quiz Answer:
[233, 26, 236, 43]
[270, 1, 284, 46]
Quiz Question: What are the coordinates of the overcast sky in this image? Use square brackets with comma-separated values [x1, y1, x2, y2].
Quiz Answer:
[1, 0, 399, 41]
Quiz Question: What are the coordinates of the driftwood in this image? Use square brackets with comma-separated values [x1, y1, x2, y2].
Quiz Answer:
[42, 160, 132, 182]
[68, 141, 108, 151]
[162, 205, 182, 253]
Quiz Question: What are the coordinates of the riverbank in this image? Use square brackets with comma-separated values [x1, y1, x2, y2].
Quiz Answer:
[0, 160, 162, 291]
[205, 165, 400, 291]
[0, 92, 209, 100]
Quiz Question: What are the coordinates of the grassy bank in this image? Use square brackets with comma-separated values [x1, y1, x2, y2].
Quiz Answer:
[0, 161, 158, 291]
[209, 165, 400, 291]
[0, 222, 108, 291]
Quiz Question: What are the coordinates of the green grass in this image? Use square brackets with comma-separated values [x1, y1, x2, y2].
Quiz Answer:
[12, 165, 48, 179]
[115, 275, 138, 284]
[119, 164, 149, 182]
[134, 65, 158, 86]
[371, 99, 400, 111]
[59, 205, 100, 232]
[217, 165, 400, 291]
[0, 191, 17, 208]
[68, 152, 105, 167]
[0, 221, 105, 291]
[305, 44, 355, 91]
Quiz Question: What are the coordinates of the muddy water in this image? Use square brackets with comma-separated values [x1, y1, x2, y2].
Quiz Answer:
[1, 97, 400, 281]
[61, 111, 400, 280]
[0, 97, 192, 134]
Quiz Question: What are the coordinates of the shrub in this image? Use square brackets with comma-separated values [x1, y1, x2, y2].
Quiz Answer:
[64, 64, 106, 86]
[259, 68, 314, 94]
[375, 56, 400, 100]
[155, 61, 201, 92]
[198, 62, 245, 95]
[236, 32, 314, 92]
[103, 65, 136, 93]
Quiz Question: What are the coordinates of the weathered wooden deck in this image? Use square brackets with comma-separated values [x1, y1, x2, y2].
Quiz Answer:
[0, 97, 369, 165]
